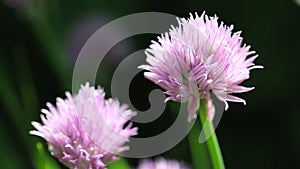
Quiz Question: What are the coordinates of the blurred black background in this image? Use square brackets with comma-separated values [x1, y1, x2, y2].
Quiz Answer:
[1, 0, 300, 168]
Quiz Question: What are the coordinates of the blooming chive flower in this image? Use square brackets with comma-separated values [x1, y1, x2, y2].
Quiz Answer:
[139, 12, 263, 121]
[30, 83, 137, 169]
[137, 158, 190, 169]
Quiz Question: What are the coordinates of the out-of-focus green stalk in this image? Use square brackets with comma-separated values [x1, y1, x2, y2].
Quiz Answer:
[12, 46, 43, 166]
[107, 158, 131, 169]
[0, 62, 27, 139]
[0, 50, 38, 168]
[0, 123, 27, 169]
[22, 2, 71, 88]
[0, 46, 45, 169]
[46, 0, 64, 35]
[198, 100, 225, 169]
[12, 46, 39, 117]
[0, 60, 38, 169]
[35, 142, 61, 169]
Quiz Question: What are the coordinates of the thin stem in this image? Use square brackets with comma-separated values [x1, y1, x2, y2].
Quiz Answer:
[199, 100, 225, 169]
[207, 133, 225, 169]
[188, 121, 211, 169]
[169, 102, 211, 168]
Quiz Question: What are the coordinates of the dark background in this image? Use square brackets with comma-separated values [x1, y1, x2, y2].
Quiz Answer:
[0, 0, 300, 168]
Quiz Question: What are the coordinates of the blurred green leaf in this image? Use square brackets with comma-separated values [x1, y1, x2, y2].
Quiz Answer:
[0, 51, 38, 169]
[107, 158, 131, 169]
[23, 2, 71, 88]
[12, 45, 39, 118]
[0, 123, 27, 169]
[0, 60, 27, 139]
[34, 142, 60, 169]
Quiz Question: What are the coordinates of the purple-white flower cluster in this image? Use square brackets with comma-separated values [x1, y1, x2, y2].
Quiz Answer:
[139, 12, 262, 120]
[30, 83, 137, 169]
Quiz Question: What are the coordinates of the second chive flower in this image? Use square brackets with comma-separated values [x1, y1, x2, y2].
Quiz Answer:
[30, 83, 137, 169]
[139, 12, 263, 121]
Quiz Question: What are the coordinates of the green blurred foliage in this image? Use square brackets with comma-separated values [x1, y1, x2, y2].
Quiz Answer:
[107, 158, 131, 169]
[34, 142, 61, 169]
[0, 0, 300, 169]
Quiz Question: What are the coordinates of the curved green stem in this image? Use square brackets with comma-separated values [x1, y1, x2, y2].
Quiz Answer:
[199, 100, 225, 169]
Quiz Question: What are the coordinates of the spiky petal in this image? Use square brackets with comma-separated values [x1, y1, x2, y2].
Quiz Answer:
[137, 158, 190, 169]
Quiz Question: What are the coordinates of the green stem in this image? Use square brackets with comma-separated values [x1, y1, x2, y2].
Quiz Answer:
[199, 100, 225, 169]
[188, 121, 211, 169]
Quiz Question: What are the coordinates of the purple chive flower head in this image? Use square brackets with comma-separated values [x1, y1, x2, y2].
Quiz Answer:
[30, 83, 137, 169]
[137, 158, 190, 169]
[139, 12, 263, 121]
